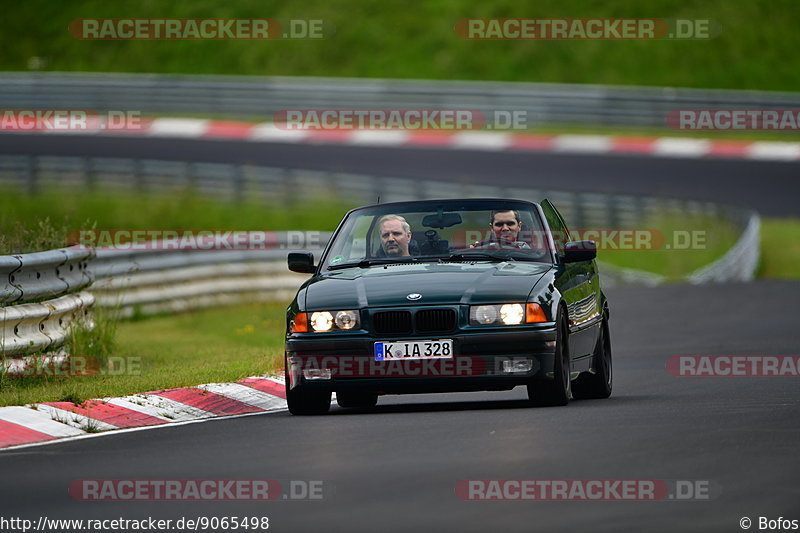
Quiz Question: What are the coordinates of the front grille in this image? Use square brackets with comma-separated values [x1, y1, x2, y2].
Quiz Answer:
[415, 308, 457, 333]
[372, 310, 413, 335]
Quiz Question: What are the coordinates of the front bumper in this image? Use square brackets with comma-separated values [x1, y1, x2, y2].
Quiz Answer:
[285, 327, 558, 394]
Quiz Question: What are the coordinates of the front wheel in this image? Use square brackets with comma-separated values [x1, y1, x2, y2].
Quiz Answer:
[527, 312, 571, 406]
[572, 317, 612, 400]
[286, 383, 331, 415]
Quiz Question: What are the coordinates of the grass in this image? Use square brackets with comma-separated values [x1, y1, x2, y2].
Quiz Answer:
[66, 305, 119, 365]
[0, 305, 121, 405]
[595, 212, 741, 281]
[0, 185, 353, 254]
[2, 0, 799, 91]
[758, 218, 800, 279]
[0, 302, 287, 407]
[0, 216, 96, 257]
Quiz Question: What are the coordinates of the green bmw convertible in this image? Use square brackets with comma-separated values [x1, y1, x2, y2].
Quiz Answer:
[284, 198, 612, 414]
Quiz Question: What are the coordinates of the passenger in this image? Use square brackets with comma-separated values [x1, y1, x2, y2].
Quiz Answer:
[471, 210, 530, 249]
[377, 214, 413, 257]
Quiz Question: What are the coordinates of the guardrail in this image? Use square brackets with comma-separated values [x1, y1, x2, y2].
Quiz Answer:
[0, 247, 94, 304]
[1, 72, 799, 127]
[687, 213, 760, 283]
[0, 292, 94, 356]
[92, 246, 326, 317]
[0, 246, 95, 358]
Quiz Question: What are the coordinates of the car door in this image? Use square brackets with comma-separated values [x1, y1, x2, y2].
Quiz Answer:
[540, 200, 601, 368]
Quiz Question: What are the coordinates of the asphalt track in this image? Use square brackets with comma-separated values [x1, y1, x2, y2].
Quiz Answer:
[1, 133, 799, 216]
[1, 133, 798, 532]
[1, 281, 798, 532]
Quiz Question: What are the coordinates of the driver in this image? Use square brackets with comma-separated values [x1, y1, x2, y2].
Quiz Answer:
[378, 214, 413, 257]
[471, 210, 530, 249]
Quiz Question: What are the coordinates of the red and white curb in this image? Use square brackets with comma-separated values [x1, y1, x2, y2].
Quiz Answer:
[0, 376, 288, 450]
[5, 118, 800, 162]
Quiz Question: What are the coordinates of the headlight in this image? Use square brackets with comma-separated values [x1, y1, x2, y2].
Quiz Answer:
[301, 310, 361, 332]
[472, 305, 498, 325]
[334, 310, 359, 330]
[499, 304, 524, 325]
[310, 311, 334, 332]
[470, 303, 546, 325]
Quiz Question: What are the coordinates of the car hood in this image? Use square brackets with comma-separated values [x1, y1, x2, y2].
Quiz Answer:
[304, 262, 552, 309]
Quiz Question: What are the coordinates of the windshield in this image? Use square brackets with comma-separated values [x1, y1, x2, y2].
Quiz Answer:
[321, 200, 553, 270]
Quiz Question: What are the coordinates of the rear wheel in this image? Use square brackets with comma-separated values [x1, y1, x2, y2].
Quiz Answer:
[528, 312, 571, 406]
[286, 383, 331, 415]
[336, 390, 378, 409]
[572, 316, 612, 399]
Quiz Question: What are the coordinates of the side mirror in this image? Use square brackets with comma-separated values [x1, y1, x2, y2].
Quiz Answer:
[563, 241, 596, 263]
[288, 252, 316, 273]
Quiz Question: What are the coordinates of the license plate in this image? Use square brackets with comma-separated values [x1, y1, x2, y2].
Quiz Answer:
[374, 339, 453, 361]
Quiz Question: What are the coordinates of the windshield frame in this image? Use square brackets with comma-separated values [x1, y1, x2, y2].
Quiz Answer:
[318, 198, 556, 272]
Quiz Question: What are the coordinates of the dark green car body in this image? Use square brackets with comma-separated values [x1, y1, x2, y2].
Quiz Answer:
[284, 198, 612, 414]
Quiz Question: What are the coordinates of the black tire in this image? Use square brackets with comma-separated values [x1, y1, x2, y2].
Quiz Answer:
[572, 316, 613, 400]
[286, 383, 331, 415]
[336, 390, 379, 409]
[528, 311, 571, 406]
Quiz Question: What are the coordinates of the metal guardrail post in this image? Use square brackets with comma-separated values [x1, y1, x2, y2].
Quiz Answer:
[571, 193, 584, 230]
[133, 158, 144, 192]
[84, 157, 95, 189]
[24, 155, 36, 195]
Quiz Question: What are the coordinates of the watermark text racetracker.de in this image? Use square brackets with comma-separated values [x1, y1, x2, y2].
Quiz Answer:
[667, 355, 800, 377]
[0, 109, 142, 131]
[69, 478, 325, 501]
[458, 228, 707, 251]
[287, 355, 489, 387]
[69, 229, 328, 251]
[667, 109, 800, 131]
[3, 355, 142, 378]
[69, 18, 333, 40]
[273, 109, 533, 130]
[455, 18, 719, 40]
[456, 479, 720, 501]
